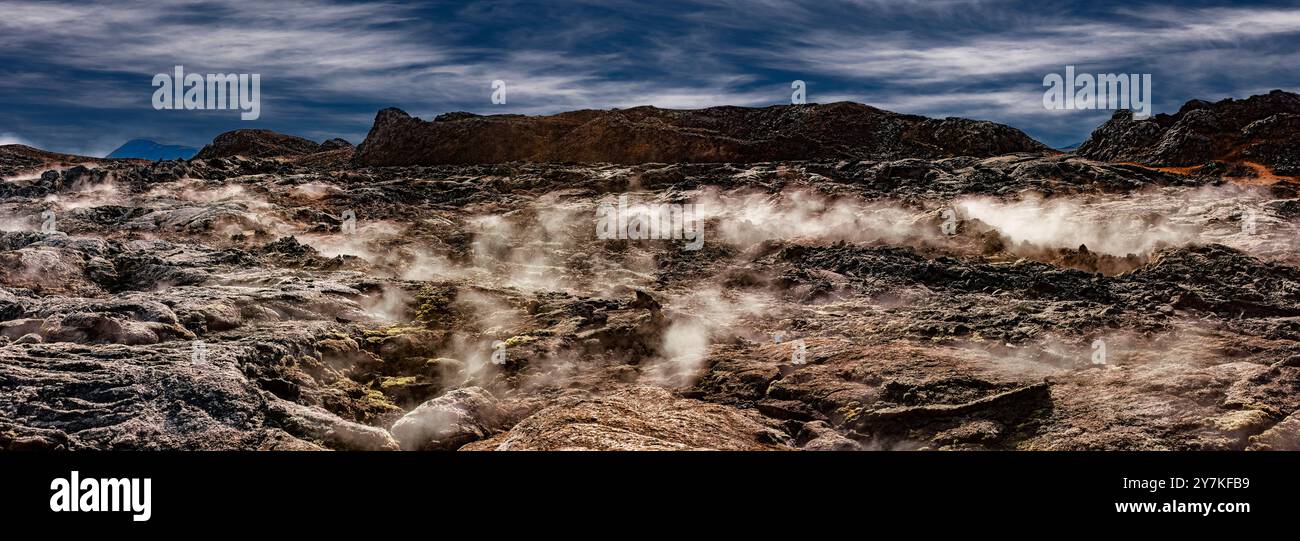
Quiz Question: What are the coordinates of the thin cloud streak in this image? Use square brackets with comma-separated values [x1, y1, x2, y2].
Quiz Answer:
[1, 0, 1297, 153]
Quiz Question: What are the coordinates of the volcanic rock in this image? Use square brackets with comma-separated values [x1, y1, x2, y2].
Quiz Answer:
[389, 387, 505, 450]
[1078, 90, 1300, 175]
[352, 102, 1050, 166]
[1248, 411, 1300, 451]
[462, 386, 792, 450]
[317, 138, 354, 152]
[0, 144, 133, 177]
[195, 129, 325, 159]
[2, 112, 1299, 452]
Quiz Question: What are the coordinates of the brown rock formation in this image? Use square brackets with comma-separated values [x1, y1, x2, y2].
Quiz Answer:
[353, 102, 1050, 166]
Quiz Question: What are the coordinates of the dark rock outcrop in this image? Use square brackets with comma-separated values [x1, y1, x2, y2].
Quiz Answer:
[195, 129, 324, 159]
[353, 102, 1050, 166]
[317, 138, 353, 152]
[461, 386, 792, 451]
[1078, 90, 1300, 175]
[390, 387, 505, 450]
[0, 145, 131, 177]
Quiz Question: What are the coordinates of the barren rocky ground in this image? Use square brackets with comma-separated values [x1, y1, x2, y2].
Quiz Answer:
[3, 98, 1300, 451]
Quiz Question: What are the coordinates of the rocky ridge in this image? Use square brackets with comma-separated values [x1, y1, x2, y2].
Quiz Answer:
[353, 102, 1050, 166]
[3, 95, 1299, 451]
[1078, 89, 1300, 176]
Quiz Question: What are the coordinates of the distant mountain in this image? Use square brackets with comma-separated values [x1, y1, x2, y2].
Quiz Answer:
[1056, 141, 1085, 152]
[106, 139, 198, 160]
[353, 102, 1051, 166]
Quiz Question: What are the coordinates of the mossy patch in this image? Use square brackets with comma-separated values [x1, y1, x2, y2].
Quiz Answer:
[379, 376, 419, 390]
[504, 334, 539, 347]
[362, 325, 424, 344]
[414, 284, 459, 328]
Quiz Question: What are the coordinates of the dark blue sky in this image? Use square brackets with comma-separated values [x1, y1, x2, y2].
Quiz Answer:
[3, 0, 1299, 155]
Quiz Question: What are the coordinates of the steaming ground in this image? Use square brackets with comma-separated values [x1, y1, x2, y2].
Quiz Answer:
[2, 154, 1300, 450]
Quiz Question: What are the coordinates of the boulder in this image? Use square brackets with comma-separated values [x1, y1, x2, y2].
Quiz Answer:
[463, 386, 791, 451]
[390, 387, 505, 450]
[195, 129, 323, 159]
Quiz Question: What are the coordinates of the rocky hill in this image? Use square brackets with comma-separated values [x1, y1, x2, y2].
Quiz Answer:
[1078, 89, 1300, 175]
[195, 129, 332, 159]
[352, 102, 1050, 166]
[0, 145, 135, 177]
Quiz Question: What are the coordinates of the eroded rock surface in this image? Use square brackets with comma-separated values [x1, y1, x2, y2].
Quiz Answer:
[353, 103, 1049, 166]
[195, 129, 329, 159]
[463, 386, 790, 450]
[1078, 89, 1300, 176]
[390, 386, 504, 450]
[2, 117, 1299, 451]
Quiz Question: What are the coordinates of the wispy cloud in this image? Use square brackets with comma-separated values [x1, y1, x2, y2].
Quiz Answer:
[2, 0, 1298, 153]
